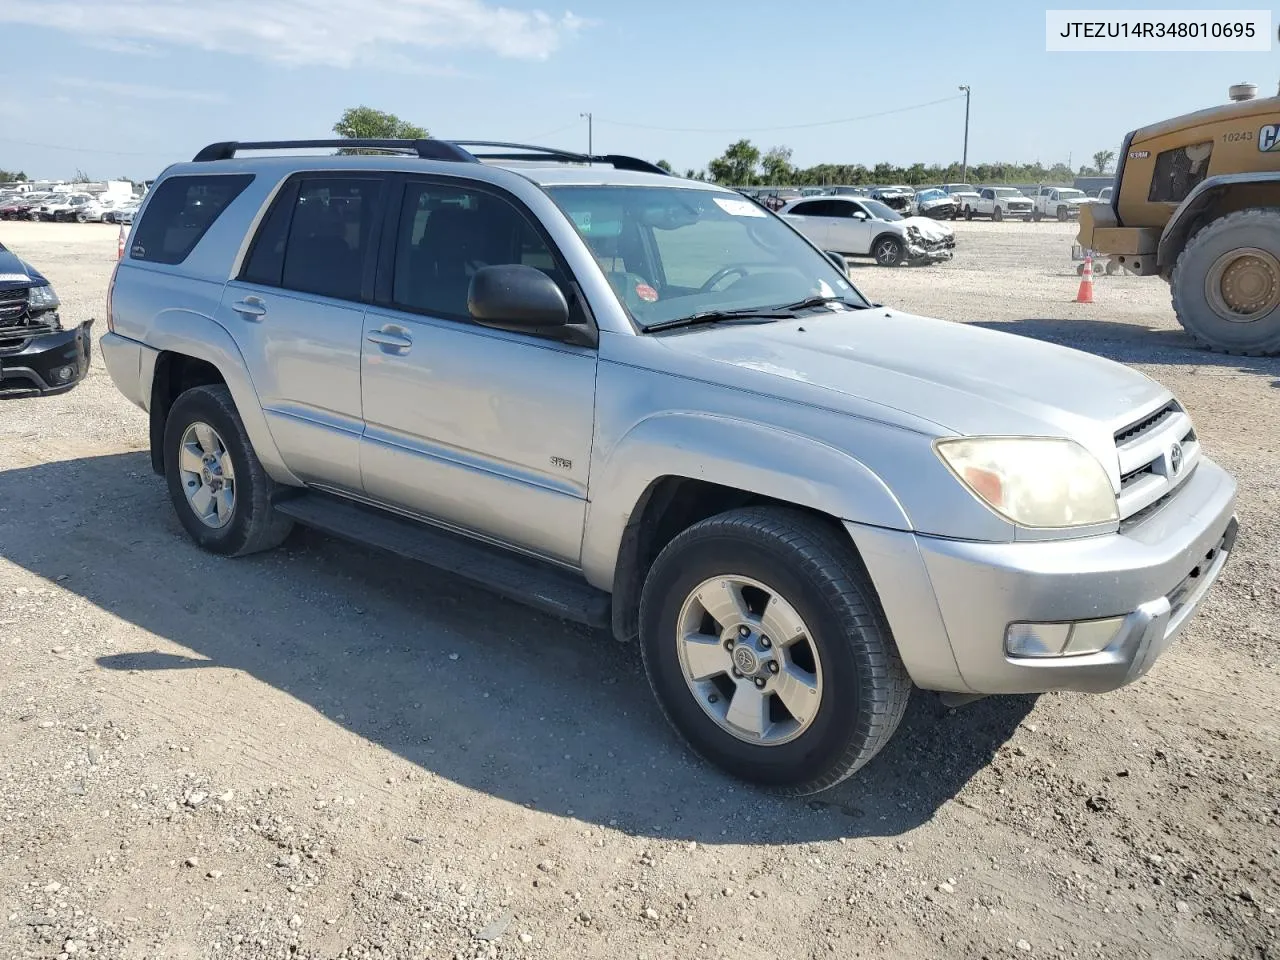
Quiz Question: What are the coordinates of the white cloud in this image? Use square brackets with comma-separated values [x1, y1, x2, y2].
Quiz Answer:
[0, 0, 585, 65]
[56, 77, 227, 104]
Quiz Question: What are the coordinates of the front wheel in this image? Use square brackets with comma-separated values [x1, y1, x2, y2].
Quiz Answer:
[1171, 208, 1280, 355]
[992, 206, 1003, 222]
[873, 236, 905, 266]
[164, 384, 294, 556]
[1056, 205, 1069, 222]
[963, 206, 973, 221]
[638, 508, 912, 795]
[1032, 209, 1042, 222]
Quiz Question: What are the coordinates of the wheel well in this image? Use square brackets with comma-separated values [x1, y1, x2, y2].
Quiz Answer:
[1159, 182, 1280, 267]
[148, 352, 226, 474]
[871, 231, 902, 251]
[609, 477, 846, 643]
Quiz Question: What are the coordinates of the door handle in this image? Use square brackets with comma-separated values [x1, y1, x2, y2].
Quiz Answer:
[366, 327, 413, 353]
[232, 296, 267, 320]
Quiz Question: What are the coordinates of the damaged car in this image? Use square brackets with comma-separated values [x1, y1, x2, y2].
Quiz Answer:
[0, 243, 92, 397]
[913, 188, 960, 219]
[780, 195, 955, 266]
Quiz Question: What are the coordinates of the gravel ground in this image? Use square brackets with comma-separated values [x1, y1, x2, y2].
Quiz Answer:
[1, 219, 1277, 960]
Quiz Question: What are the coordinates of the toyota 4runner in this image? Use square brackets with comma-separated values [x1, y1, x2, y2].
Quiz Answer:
[101, 138, 1239, 795]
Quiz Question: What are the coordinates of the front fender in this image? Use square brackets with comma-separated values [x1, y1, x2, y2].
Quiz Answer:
[580, 411, 910, 590]
[1157, 172, 1280, 266]
[147, 308, 300, 486]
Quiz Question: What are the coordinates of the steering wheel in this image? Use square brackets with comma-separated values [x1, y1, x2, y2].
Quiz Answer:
[699, 265, 750, 293]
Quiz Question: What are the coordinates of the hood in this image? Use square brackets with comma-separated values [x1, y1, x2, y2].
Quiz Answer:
[0, 246, 41, 287]
[653, 308, 1168, 463]
[899, 216, 953, 240]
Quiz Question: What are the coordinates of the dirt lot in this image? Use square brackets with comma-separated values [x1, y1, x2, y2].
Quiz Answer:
[1, 219, 1277, 960]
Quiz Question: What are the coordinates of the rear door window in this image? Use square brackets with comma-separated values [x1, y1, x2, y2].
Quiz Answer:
[240, 175, 385, 302]
[130, 174, 254, 264]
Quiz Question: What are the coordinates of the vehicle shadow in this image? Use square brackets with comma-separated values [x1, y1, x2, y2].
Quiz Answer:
[2, 452, 1034, 845]
[975, 317, 1280, 385]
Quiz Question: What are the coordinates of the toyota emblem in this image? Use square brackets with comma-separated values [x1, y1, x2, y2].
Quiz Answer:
[1169, 442, 1184, 475]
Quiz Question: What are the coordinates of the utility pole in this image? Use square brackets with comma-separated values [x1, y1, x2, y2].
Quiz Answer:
[958, 85, 970, 183]
[579, 112, 593, 161]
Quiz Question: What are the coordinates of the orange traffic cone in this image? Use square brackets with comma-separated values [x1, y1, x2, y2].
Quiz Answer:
[116, 224, 126, 260]
[1075, 254, 1094, 303]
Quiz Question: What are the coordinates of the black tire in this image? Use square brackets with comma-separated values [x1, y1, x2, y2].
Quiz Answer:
[992, 206, 1003, 222]
[872, 235, 905, 266]
[1032, 209, 1042, 222]
[1104, 258, 1120, 276]
[1171, 208, 1280, 356]
[1056, 205, 1068, 222]
[638, 507, 912, 796]
[963, 206, 973, 221]
[163, 384, 294, 556]
[75, 213, 88, 224]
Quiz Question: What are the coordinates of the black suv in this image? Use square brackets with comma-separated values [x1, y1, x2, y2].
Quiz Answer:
[0, 242, 92, 396]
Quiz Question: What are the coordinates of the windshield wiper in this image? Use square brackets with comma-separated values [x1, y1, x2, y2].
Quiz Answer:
[644, 309, 794, 333]
[777, 295, 865, 312]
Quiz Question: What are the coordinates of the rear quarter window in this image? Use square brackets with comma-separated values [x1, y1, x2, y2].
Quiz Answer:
[130, 174, 254, 265]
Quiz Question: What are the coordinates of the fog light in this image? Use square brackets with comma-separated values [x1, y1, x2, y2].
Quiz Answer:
[1006, 617, 1127, 658]
[1061, 616, 1126, 656]
[53, 365, 75, 383]
[1005, 623, 1070, 657]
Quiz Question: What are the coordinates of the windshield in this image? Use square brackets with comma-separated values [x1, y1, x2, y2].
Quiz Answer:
[916, 190, 945, 201]
[545, 185, 867, 329]
[947, 184, 975, 193]
[1058, 189, 1085, 199]
[993, 188, 1023, 197]
[860, 199, 902, 221]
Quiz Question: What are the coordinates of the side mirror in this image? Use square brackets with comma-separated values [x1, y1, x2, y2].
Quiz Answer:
[852, 211, 869, 221]
[468, 264, 569, 332]
[824, 251, 847, 271]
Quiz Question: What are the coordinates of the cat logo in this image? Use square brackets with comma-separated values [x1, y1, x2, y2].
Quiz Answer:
[1259, 124, 1280, 152]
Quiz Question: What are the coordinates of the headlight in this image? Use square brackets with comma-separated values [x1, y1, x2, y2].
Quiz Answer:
[27, 283, 59, 311]
[935, 437, 1117, 528]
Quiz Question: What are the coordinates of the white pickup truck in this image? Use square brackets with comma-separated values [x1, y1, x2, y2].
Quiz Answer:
[1031, 187, 1089, 222]
[969, 187, 1034, 222]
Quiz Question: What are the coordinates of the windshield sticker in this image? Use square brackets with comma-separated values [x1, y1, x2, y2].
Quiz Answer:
[635, 282, 659, 302]
[713, 197, 767, 218]
[571, 210, 593, 232]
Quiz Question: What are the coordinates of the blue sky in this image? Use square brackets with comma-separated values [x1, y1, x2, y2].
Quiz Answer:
[0, 0, 1270, 180]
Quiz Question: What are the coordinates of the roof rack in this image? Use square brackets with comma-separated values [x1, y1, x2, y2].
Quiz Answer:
[192, 139, 478, 163]
[191, 138, 669, 175]
[449, 141, 670, 175]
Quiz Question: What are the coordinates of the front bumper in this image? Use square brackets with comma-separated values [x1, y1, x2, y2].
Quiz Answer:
[0, 319, 94, 396]
[847, 457, 1238, 695]
[906, 236, 955, 263]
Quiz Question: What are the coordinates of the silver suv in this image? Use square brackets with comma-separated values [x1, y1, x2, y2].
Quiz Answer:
[101, 138, 1239, 795]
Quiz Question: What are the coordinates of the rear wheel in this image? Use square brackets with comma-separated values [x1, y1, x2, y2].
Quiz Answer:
[872, 235, 905, 266]
[964, 206, 974, 221]
[164, 384, 294, 556]
[1171, 208, 1280, 356]
[638, 508, 911, 795]
[992, 206, 1003, 222]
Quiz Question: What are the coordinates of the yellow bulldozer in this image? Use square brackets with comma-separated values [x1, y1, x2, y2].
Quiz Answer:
[1077, 82, 1280, 355]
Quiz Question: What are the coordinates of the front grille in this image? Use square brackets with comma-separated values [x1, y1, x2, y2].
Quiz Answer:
[1114, 399, 1199, 525]
[0, 287, 28, 324]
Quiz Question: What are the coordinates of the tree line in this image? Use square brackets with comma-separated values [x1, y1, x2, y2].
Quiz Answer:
[682, 140, 1118, 187]
[327, 110, 1116, 189]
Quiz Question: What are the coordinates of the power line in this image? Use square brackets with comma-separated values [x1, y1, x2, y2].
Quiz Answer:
[515, 120, 584, 143]
[0, 136, 172, 158]
[594, 94, 966, 135]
